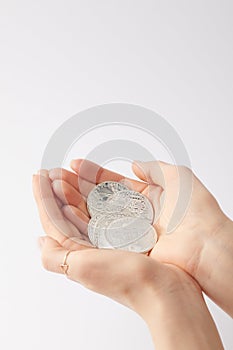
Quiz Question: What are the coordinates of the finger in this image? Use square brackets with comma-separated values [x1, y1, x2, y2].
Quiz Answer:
[132, 160, 181, 204]
[132, 160, 175, 188]
[39, 236, 68, 274]
[62, 205, 89, 236]
[55, 196, 63, 208]
[133, 161, 194, 233]
[33, 175, 84, 250]
[37, 169, 63, 208]
[142, 184, 163, 227]
[33, 175, 65, 221]
[65, 218, 91, 243]
[39, 236, 105, 280]
[38, 169, 49, 177]
[39, 236, 149, 300]
[52, 180, 89, 216]
[70, 159, 147, 192]
[49, 168, 79, 191]
[133, 160, 193, 195]
[49, 168, 97, 198]
[71, 159, 124, 183]
[50, 162, 147, 194]
[39, 236, 93, 274]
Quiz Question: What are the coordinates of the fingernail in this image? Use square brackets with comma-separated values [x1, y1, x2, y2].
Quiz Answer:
[38, 237, 46, 249]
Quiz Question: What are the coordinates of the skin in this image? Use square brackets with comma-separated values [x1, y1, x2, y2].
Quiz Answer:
[38, 236, 223, 350]
[33, 170, 223, 349]
[46, 159, 233, 317]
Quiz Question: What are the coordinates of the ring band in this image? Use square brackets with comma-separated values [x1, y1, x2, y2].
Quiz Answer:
[60, 250, 72, 276]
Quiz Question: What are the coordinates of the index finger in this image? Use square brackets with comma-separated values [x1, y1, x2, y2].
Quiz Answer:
[71, 159, 147, 192]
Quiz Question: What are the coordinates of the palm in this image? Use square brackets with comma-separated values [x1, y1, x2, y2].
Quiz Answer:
[47, 161, 186, 260]
[48, 161, 157, 251]
[48, 159, 226, 276]
[33, 171, 203, 310]
[33, 162, 230, 323]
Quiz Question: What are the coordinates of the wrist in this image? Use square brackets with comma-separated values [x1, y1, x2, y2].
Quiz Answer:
[194, 217, 233, 282]
[131, 264, 224, 350]
[129, 263, 202, 321]
[186, 215, 232, 277]
[194, 217, 233, 316]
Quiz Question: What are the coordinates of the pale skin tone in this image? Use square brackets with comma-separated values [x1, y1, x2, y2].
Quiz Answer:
[33, 159, 233, 349]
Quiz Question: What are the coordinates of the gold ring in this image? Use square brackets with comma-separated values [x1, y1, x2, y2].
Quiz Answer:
[60, 250, 72, 276]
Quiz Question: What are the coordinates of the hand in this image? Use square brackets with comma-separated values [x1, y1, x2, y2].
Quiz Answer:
[33, 171, 224, 350]
[49, 159, 233, 316]
[48, 159, 228, 272]
[32, 170, 200, 312]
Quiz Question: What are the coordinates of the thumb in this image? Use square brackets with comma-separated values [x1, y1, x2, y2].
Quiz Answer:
[132, 160, 173, 189]
[132, 161, 194, 234]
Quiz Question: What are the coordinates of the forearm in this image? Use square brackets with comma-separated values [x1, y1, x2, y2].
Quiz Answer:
[139, 283, 223, 350]
[197, 219, 233, 316]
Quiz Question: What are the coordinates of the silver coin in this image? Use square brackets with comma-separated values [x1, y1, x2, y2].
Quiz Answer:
[95, 213, 128, 248]
[104, 216, 157, 252]
[87, 213, 105, 246]
[87, 181, 128, 217]
[88, 213, 126, 248]
[110, 190, 154, 223]
[90, 214, 157, 253]
[88, 186, 154, 223]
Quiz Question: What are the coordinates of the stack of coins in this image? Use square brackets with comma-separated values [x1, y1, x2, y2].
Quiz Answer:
[87, 181, 157, 253]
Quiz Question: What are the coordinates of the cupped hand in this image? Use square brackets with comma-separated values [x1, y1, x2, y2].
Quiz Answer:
[33, 171, 202, 316]
[39, 235, 203, 316]
[33, 168, 225, 350]
[48, 159, 230, 281]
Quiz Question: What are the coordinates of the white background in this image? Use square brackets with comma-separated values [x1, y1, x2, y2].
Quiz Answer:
[1, 1, 233, 349]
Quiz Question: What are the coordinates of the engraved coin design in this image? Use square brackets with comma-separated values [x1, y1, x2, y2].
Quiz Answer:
[88, 213, 128, 248]
[103, 216, 157, 253]
[87, 181, 157, 253]
[87, 181, 128, 216]
[110, 190, 154, 223]
[88, 214, 104, 246]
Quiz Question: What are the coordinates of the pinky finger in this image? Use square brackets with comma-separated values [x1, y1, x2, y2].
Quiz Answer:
[39, 236, 93, 275]
[39, 236, 71, 274]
